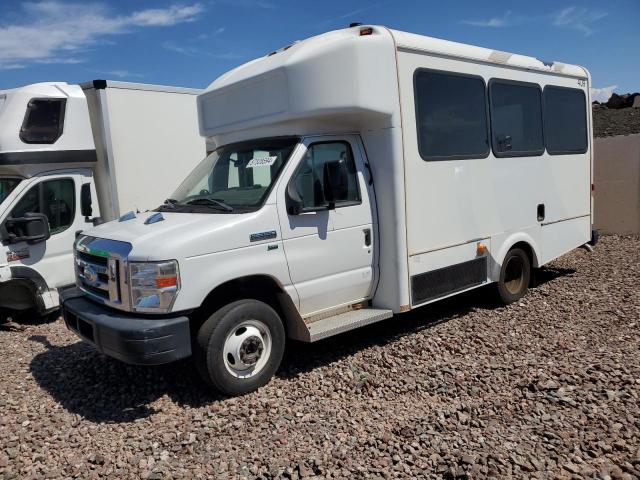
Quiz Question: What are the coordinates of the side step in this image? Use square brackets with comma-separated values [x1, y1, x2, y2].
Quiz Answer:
[307, 308, 393, 342]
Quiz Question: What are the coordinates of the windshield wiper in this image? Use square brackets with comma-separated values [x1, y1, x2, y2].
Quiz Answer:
[185, 198, 234, 212]
[162, 198, 178, 209]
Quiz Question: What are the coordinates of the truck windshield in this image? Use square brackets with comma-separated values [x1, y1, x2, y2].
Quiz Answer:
[163, 137, 298, 213]
[0, 178, 21, 205]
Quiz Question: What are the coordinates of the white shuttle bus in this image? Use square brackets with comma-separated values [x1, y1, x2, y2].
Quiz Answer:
[0, 81, 203, 321]
[62, 26, 596, 396]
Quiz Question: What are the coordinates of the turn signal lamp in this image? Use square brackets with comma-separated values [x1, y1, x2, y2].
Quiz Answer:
[476, 243, 488, 255]
[156, 276, 178, 289]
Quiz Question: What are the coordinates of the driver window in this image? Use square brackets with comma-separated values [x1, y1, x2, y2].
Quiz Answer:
[10, 178, 75, 235]
[291, 142, 361, 209]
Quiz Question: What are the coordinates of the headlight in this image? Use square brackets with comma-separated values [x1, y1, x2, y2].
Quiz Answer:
[129, 260, 180, 313]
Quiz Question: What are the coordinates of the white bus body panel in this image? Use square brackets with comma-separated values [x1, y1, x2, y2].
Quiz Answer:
[395, 45, 591, 303]
[83, 82, 205, 221]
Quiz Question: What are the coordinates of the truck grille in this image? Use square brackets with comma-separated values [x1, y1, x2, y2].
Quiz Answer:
[75, 236, 132, 311]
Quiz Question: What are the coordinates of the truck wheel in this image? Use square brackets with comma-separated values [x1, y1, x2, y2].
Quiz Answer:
[497, 248, 531, 304]
[195, 299, 285, 396]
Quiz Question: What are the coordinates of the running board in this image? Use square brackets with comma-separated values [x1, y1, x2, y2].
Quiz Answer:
[306, 308, 393, 342]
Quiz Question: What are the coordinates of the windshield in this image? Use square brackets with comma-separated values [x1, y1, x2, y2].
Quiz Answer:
[161, 137, 298, 213]
[0, 178, 21, 205]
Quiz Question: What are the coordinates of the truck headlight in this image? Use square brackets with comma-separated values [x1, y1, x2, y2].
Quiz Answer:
[129, 260, 179, 313]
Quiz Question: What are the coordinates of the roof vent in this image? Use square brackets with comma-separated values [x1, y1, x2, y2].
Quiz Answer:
[349, 22, 363, 28]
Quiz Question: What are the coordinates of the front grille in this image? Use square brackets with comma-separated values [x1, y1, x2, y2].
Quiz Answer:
[77, 250, 107, 266]
[81, 282, 109, 300]
[75, 236, 133, 311]
[77, 251, 113, 302]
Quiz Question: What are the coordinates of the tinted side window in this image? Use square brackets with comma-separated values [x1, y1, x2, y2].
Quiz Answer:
[543, 86, 588, 154]
[20, 98, 66, 144]
[11, 179, 75, 235]
[489, 80, 544, 156]
[414, 70, 489, 160]
[290, 142, 361, 209]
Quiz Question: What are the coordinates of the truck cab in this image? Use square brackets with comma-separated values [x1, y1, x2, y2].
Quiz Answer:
[0, 83, 98, 320]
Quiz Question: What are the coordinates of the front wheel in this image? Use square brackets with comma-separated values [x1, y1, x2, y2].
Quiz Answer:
[497, 248, 531, 304]
[194, 299, 285, 396]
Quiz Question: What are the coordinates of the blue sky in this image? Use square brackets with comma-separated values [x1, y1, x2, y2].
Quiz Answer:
[1, 0, 638, 101]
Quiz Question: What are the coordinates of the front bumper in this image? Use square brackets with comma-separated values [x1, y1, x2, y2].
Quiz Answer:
[61, 288, 191, 365]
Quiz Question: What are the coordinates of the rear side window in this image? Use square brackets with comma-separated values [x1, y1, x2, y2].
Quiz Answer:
[543, 86, 588, 154]
[414, 69, 489, 161]
[20, 98, 66, 144]
[489, 80, 544, 157]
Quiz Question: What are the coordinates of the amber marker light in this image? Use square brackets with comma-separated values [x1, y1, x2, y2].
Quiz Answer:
[156, 276, 178, 289]
[476, 243, 488, 255]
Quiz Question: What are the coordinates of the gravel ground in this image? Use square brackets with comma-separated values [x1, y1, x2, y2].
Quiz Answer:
[593, 105, 640, 138]
[1, 235, 639, 479]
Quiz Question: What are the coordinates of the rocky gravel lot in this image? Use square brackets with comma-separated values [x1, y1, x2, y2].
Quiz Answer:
[1, 235, 639, 479]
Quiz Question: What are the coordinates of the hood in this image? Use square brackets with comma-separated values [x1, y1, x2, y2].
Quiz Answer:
[84, 205, 280, 261]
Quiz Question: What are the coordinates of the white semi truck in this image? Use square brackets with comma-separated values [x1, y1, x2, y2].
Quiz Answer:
[62, 26, 597, 396]
[0, 80, 204, 321]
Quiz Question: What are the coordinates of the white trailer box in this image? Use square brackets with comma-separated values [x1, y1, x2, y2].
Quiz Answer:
[63, 26, 595, 396]
[0, 81, 204, 319]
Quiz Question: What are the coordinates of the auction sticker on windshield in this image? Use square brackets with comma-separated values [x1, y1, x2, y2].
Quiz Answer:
[246, 156, 278, 168]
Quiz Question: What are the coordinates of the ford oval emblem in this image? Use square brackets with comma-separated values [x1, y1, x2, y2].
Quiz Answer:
[84, 265, 98, 284]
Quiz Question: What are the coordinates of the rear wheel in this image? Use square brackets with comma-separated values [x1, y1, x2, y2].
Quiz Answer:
[497, 248, 531, 304]
[194, 299, 285, 396]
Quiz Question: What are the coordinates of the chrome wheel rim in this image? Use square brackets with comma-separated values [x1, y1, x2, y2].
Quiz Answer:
[223, 320, 272, 378]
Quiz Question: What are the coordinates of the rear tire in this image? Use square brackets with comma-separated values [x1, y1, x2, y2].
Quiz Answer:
[497, 248, 531, 304]
[194, 299, 285, 396]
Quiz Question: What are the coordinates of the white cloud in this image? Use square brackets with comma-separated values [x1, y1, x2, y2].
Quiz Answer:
[461, 11, 512, 28]
[215, 0, 276, 9]
[129, 4, 204, 27]
[0, 2, 204, 69]
[552, 6, 607, 36]
[162, 41, 242, 60]
[106, 69, 144, 79]
[591, 85, 617, 103]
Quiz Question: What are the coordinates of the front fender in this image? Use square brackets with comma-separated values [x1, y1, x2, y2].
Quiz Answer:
[172, 241, 297, 312]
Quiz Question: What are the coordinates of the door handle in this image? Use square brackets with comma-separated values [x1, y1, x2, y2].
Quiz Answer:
[537, 204, 545, 222]
[363, 228, 371, 246]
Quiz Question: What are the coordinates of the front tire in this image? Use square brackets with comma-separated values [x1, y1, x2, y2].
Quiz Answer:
[497, 248, 531, 304]
[195, 300, 285, 396]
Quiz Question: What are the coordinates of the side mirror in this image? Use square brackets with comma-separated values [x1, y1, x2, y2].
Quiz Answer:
[80, 183, 92, 218]
[4, 212, 51, 244]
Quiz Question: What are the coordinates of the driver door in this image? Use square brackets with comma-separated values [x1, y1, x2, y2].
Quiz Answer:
[277, 135, 376, 317]
[3, 173, 90, 288]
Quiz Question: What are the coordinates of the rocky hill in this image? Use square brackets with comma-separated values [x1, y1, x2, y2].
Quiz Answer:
[593, 93, 640, 138]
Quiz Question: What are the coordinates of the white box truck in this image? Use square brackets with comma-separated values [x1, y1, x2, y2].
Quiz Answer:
[62, 26, 597, 396]
[0, 80, 204, 321]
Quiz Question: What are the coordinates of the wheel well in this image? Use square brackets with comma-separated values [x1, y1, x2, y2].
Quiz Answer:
[0, 280, 38, 312]
[192, 275, 303, 338]
[510, 241, 538, 268]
